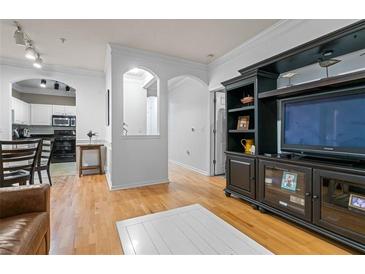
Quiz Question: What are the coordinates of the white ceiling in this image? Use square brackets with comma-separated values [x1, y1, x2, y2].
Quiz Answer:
[0, 19, 279, 71]
[13, 79, 76, 97]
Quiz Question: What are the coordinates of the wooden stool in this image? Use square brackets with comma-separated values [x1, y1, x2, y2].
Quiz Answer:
[78, 144, 103, 177]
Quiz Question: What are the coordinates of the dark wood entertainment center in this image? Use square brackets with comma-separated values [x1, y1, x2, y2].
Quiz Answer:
[222, 20, 365, 253]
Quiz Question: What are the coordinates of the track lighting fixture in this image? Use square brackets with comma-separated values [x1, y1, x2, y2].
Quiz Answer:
[40, 79, 46, 88]
[65, 85, 71, 92]
[54, 82, 60, 90]
[13, 21, 45, 68]
[13, 22, 25, 46]
[25, 42, 37, 60]
[33, 54, 43, 69]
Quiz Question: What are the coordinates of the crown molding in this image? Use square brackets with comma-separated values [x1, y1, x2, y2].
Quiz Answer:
[208, 19, 298, 69]
[0, 56, 105, 78]
[109, 43, 208, 73]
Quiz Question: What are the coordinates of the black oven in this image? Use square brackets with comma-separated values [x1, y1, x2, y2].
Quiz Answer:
[52, 130, 76, 163]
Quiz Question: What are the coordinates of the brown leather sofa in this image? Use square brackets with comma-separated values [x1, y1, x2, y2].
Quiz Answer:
[0, 184, 50, 255]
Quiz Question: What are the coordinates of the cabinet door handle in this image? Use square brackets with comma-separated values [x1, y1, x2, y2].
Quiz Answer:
[250, 176, 255, 180]
[313, 195, 319, 199]
[305, 192, 311, 196]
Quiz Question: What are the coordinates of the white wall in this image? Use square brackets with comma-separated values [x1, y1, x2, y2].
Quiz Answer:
[0, 59, 106, 142]
[208, 19, 359, 91]
[123, 76, 147, 135]
[107, 44, 208, 190]
[168, 76, 210, 175]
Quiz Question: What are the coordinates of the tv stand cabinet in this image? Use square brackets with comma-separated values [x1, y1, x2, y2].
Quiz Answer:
[224, 153, 365, 253]
[222, 21, 365, 253]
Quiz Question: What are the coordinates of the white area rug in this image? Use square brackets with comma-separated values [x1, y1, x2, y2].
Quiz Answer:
[116, 204, 273, 255]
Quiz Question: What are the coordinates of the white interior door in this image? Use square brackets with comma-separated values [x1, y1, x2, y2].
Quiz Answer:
[214, 92, 226, 175]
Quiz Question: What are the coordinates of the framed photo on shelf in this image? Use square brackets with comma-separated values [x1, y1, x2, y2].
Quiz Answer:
[281, 171, 298, 191]
[237, 116, 250, 130]
[348, 193, 365, 211]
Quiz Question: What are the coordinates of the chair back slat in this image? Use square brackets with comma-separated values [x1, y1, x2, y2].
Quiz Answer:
[3, 164, 33, 171]
[0, 139, 42, 187]
[37, 139, 54, 168]
[3, 155, 37, 162]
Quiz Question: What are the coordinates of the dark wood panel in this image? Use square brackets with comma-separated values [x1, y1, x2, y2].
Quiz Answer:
[226, 155, 256, 199]
[238, 20, 365, 75]
[258, 70, 365, 99]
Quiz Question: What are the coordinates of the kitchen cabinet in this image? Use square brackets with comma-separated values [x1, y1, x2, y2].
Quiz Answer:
[30, 104, 53, 125]
[12, 97, 30, 125]
[53, 105, 76, 116]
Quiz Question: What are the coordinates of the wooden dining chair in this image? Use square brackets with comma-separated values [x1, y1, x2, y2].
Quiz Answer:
[0, 139, 42, 188]
[35, 138, 54, 186]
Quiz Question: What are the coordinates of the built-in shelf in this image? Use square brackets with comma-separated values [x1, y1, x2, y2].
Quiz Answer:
[228, 129, 255, 133]
[258, 70, 365, 99]
[228, 105, 255, 113]
[225, 150, 256, 157]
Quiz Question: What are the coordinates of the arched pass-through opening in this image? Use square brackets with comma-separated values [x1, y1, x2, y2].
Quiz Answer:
[167, 75, 210, 175]
[11, 78, 77, 177]
[122, 67, 160, 136]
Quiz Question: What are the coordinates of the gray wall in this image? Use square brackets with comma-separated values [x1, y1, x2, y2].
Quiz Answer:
[12, 90, 76, 106]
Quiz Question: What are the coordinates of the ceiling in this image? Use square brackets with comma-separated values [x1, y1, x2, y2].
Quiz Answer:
[0, 19, 279, 71]
[13, 79, 76, 97]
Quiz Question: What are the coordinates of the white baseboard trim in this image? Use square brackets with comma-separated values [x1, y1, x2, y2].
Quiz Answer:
[109, 178, 170, 191]
[105, 172, 112, 190]
[169, 160, 209, 176]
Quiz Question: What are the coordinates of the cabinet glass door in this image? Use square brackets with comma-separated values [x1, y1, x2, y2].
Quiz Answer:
[259, 160, 312, 221]
[313, 169, 365, 245]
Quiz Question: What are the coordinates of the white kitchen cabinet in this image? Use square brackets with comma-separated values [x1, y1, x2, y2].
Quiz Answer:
[12, 97, 30, 125]
[64, 106, 76, 116]
[52, 105, 66, 115]
[52, 105, 76, 116]
[30, 104, 53, 125]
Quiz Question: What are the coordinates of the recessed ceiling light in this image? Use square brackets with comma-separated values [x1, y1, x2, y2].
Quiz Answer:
[207, 54, 215, 59]
[59, 38, 66, 43]
[40, 79, 46, 88]
[33, 54, 43, 69]
[129, 68, 140, 74]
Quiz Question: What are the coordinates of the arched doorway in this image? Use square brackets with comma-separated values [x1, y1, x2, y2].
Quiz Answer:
[167, 75, 210, 175]
[11, 78, 77, 179]
[122, 68, 160, 136]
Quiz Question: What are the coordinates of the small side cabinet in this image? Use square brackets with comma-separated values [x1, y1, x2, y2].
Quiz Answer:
[226, 154, 256, 199]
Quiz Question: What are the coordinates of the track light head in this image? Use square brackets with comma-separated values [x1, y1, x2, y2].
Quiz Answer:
[54, 82, 59, 90]
[40, 79, 46, 88]
[13, 21, 26, 46]
[33, 54, 43, 69]
[25, 42, 37, 60]
[65, 85, 71, 92]
[14, 30, 25, 46]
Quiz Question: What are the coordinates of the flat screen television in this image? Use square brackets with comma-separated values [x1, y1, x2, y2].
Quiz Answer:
[281, 87, 365, 160]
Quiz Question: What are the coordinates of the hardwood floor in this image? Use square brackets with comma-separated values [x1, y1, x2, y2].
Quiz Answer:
[49, 163, 355, 255]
